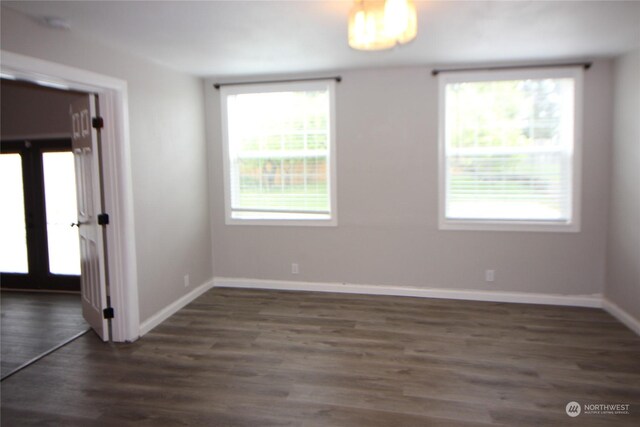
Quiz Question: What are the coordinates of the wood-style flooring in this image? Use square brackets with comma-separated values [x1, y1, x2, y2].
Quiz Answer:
[1, 291, 88, 378]
[1, 287, 639, 426]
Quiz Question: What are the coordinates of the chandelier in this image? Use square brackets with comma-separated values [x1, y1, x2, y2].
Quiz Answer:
[348, 0, 418, 51]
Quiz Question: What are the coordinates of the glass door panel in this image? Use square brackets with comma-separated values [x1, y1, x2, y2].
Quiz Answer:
[0, 153, 29, 273]
[42, 152, 81, 275]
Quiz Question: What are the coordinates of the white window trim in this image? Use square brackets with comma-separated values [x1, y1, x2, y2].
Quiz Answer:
[220, 80, 337, 226]
[438, 67, 583, 233]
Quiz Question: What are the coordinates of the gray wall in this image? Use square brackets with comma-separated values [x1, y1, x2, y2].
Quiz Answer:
[1, 80, 84, 139]
[606, 49, 640, 321]
[206, 62, 613, 296]
[1, 7, 212, 322]
[2, 3, 625, 326]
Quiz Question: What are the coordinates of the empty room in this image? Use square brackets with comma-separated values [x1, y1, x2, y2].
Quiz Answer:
[1, 1, 639, 425]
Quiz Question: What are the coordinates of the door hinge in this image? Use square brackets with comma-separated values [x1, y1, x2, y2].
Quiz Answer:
[103, 307, 114, 319]
[92, 116, 104, 129]
[97, 213, 109, 226]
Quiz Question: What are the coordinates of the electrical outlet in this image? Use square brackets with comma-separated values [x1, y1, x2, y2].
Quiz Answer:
[184, 274, 190, 288]
[291, 263, 299, 274]
[485, 269, 495, 282]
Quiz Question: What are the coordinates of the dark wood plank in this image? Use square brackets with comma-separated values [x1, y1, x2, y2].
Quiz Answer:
[1, 291, 88, 377]
[2, 287, 639, 426]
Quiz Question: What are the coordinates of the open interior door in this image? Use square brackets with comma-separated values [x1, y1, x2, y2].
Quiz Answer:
[71, 95, 109, 341]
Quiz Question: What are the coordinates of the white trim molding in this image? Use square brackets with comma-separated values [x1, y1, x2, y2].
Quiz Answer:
[437, 66, 583, 233]
[219, 79, 338, 227]
[1, 50, 139, 342]
[138, 277, 640, 338]
[213, 277, 602, 308]
[139, 279, 215, 336]
[602, 298, 640, 336]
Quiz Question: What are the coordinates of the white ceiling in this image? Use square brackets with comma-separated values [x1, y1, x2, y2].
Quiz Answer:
[4, 1, 640, 77]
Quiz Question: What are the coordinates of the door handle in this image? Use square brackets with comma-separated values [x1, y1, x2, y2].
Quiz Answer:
[70, 221, 86, 228]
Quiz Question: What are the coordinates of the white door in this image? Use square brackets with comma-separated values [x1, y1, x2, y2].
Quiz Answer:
[71, 95, 109, 341]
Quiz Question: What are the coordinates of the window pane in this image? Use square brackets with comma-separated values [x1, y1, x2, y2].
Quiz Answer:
[43, 152, 81, 275]
[227, 88, 331, 218]
[445, 77, 574, 222]
[0, 154, 29, 273]
[447, 152, 567, 220]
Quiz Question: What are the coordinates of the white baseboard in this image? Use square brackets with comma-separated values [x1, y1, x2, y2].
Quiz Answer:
[213, 277, 602, 308]
[140, 277, 640, 336]
[138, 278, 640, 338]
[139, 279, 215, 336]
[602, 298, 640, 336]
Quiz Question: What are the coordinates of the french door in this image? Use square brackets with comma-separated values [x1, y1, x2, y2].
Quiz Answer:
[0, 138, 81, 291]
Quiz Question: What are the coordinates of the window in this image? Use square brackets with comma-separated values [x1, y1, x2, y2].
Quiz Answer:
[221, 81, 336, 225]
[0, 153, 28, 273]
[438, 68, 582, 232]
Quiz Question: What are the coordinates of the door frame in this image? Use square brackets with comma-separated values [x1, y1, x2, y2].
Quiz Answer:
[1, 50, 140, 342]
[1, 138, 81, 292]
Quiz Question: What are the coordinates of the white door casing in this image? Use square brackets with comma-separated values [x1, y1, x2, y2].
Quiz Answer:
[2, 50, 139, 342]
[71, 95, 109, 341]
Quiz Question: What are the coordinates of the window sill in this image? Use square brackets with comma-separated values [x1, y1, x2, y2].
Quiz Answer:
[225, 217, 337, 227]
[439, 218, 580, 233]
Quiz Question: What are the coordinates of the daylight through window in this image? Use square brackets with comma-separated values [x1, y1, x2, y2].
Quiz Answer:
[439, 68, 582, 231]
[221, 81, 336, 225]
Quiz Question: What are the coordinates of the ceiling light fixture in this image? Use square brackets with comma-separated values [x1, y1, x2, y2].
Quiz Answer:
[348, 0, 417, 51]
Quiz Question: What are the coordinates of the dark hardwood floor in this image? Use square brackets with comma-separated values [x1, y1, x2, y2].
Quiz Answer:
[1, 287, 639, 426]
[1, 291, 88, 378]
